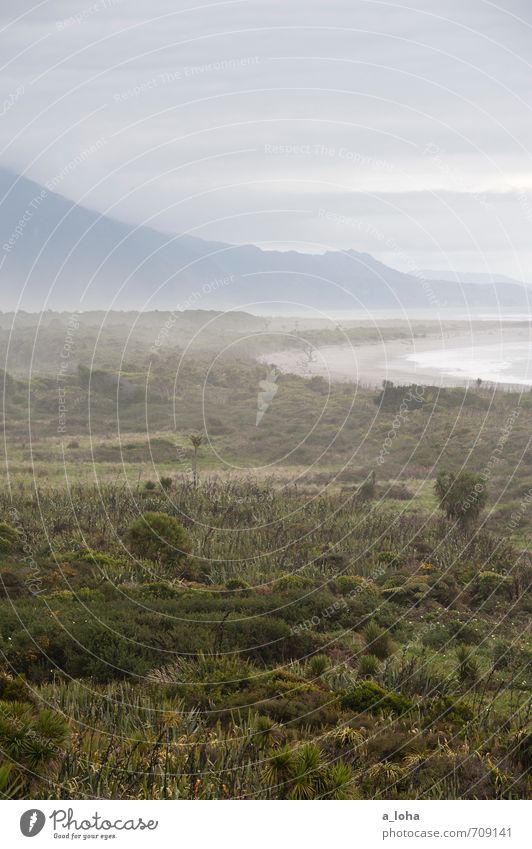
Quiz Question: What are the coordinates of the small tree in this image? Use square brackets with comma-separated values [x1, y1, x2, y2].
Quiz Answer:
[188, 433, 204, 488]
[356, 470, 376, 503]
[125, 512, 190, 571]
[456, 645, 480, 689]
[0, 522, 19, 555]
[434, 470, 488, 527]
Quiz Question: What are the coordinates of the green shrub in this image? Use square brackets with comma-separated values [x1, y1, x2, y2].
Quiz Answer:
[141, 581, 184, 600]
[510, 728, 532, 770]
[447, 618, 485, 645]
[0, 522, 19, 555]
[474, 571, 510, 601]
[322, 762, 358, 799]
[356, 474, 377, 503]
[147, 652, 254, 705]
[421, 625, 450, 649]
[491, 640, 510, 670]
[434, 470, 488, 526]
[78, 548, 126, 568]
[365, 729, 415, 762]
[0, 570, 24, 598]
[307, 654, 329, 678]
[382, 577, 430, 604]
[428, 572, 459, 607]
[124, 512, 190, 569]
[225, 578, 252, 596]
[0, 674, 32, 704]
[0, 700, 69, 792]
[363, 621, 395, 660]
[343, 588, 382, 621]
[334, 575, 366, 595]
[377, 550, 403, 569]
[341, 681, 412, 715]
[456, 645, 480, 688]
[358, 654, 380, 677]
[276, 573, 314, 591]
[428, 695, 473, 725]
[227, 678, 338, 728]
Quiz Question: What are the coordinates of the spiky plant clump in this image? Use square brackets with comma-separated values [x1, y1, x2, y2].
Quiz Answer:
[358, 654, 380, 677]
[363, 621, 395, 660]
[307, 654, 329, 678]
[0, 700, 69, 795]
[456, 645, 480, 689]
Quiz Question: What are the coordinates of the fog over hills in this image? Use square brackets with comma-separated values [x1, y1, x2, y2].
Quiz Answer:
[420, 270, 531, 288]
[0, 168, 529, 315]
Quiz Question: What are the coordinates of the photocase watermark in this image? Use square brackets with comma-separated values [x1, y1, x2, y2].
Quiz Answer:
[20, 809, 46, 837]
[0, 84, 24, 117]
[56, 0, 124, 30]
[114, 57, 261, 102]
[7, 507, 44, 596]
[2, 189, 47, 255]
[150, 273, 235, 354]
[291, 565, 386, 635]
[50, 808, 158, 834]
[57, 313, 81, 435]
[46, 138, 107, 193]
[517, 186, 532, 225]
[291, 597, 348, 635]
[376, 385, 426, 466]
[265, 144, 395, 173]
[422, 142, 495, 211]
[506, 486, 532, 533]
[2, 139, 107, 256]
[256, 367, 279, 425]
[21, 807, 159, 837]
[461, 406, 521, 513]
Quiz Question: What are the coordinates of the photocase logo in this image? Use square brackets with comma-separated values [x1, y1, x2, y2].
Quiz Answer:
[20, 810, 46, 837]
[256, 367, 279, 425]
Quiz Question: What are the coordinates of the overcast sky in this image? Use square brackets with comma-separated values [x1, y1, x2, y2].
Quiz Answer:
[2, 0, 532, 278]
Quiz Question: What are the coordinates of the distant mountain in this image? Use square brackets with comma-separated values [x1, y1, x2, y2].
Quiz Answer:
[420, 269, 530, 287]
[0, 168, 530, 313]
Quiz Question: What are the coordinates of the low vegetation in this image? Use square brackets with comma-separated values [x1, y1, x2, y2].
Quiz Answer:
[0, 479, 529, 799]
[0, 313, 530, 799]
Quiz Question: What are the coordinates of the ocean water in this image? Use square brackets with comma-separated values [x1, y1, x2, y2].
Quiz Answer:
[261, 334, 532, 388]
[405, 341, 532, 386]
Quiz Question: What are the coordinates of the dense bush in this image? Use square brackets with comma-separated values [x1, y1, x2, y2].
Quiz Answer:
[435, 470, 488, 526]
[358, 654, 380, 677]
[341, 681, 412, 716]
[0, 700, 69, 794]
[124, 512, 190, 570]
[473, 570, 510, 601]
[0, 477, 528, 800]
[427, 696, 473, 725]
[363, 621, 395, 660]
[0, 522, 19, 555]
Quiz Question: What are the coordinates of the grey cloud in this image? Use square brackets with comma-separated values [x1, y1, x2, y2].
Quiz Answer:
[1, 0, 531, 279]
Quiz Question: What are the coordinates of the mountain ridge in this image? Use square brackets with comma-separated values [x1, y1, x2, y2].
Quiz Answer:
[0, 168, 529, 314]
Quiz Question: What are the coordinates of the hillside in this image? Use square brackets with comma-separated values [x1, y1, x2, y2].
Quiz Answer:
[1, 168, 529, 312]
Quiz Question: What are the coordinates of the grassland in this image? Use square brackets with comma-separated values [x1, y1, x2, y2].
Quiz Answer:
[0, 313, 530, 799]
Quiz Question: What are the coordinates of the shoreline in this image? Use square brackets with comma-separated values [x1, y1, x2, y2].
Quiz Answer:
[258, 326, 532, 388]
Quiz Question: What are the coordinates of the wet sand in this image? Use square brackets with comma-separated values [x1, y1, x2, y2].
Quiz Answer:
[258, 325, 532, 388]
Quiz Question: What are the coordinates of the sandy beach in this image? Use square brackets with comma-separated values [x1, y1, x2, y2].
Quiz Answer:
[259, 325, 532, 388]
